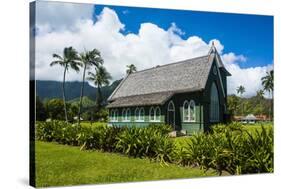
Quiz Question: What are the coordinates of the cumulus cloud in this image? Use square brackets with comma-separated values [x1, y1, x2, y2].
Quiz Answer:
[35, 6, 272, 97]
[35, 1, 93, 32]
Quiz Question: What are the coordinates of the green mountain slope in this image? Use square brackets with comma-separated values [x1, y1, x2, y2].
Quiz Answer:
[36, 79, 122, 101]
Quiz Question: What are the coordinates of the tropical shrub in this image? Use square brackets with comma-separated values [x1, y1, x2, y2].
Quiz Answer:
[36, 121, 273, 174]
[178, 124, 274, 175]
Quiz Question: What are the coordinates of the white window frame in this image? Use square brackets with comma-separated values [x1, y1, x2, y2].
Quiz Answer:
[135, 107, 145, 122]
[155, 107, 161, 122]
[122, 108, 131, 122]
[189, 100, 196, 122]
[149, 106, 161, 122]
[135, 108, 139, 121]
[182, 100, 189, 122]
[110, 109, 118, 122]
[167, 101, 175, 127]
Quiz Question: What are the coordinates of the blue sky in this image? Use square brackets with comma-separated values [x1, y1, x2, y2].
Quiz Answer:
[35, 1, 273, 97]
[94, 5, 273, 69]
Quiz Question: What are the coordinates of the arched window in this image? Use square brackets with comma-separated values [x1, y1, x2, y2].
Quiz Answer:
[167, 101, 175, 127]
[135, 108, 139, 121]
[149, 106, 161, 122]
[183, 100, 189, 122]
[122, 109, 126, 121]
[126, 108, 131, 121]
[111, 109, 118, 122]
[189, 100, 196, 122]
[168, 101, 175, 111]
[149, 107, 155, 121]
[155, 107, 161, 121]
[135, 107, 145, 122]
[139, 108, 145, 121]
[210, 82, 220, 122]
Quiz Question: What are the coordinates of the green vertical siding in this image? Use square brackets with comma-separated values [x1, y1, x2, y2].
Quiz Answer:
[180, 104, 204, 135]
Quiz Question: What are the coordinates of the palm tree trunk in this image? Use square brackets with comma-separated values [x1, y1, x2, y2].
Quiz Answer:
[271, 91, 274, 120]
[96, 84, 102, 111]
[78, 64, 87, 125]
[62, 65, 68, 122]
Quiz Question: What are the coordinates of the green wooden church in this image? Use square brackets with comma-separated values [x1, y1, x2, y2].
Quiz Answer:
[107, 44, 231, 134]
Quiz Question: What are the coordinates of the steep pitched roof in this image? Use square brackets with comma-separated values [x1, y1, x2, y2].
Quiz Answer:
[107, 91, 174, 108]
[107, 50, 229, 108]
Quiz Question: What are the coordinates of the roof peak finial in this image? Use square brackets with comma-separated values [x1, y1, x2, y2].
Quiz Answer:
[209, 41, 216, 55]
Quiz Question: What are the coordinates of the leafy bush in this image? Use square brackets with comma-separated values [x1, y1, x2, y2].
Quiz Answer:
[36, 121, 273, 174]
[177, 124, 274, 175]
[148, 123, 173, 135]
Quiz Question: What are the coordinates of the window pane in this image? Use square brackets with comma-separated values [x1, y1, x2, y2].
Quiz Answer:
[168, 102, 174, 111]
[140, 108, 144, 120]
[135, 108, 139, 120]
[190, 101, 195, 121]
[155, 107, 160, 121]
[126, 109, 130, 121]
[115, 110, 118, 121]
[150, 107, 155, 121]
[122, 109, 126, 120]
[183, 101, 189, 121]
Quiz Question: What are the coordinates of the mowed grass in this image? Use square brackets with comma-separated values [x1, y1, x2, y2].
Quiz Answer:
[36, 141, 216, 187]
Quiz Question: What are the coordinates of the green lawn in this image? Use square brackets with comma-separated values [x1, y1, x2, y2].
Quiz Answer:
[36, 141, 216, 187]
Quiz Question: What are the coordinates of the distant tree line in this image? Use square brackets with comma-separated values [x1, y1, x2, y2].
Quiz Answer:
[35, 96, 108, 122]
[228, 70, 274, 119]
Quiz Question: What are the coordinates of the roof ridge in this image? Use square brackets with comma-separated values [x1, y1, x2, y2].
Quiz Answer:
[130, 54, 210, 75]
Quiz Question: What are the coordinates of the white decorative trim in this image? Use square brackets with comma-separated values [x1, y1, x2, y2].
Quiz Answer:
[167, 101, 175, 129]
[149, 106, 161, 122]
[182, 100, 189, 122]
[135, 107, 145, 122]
[189, 100, 196, 122]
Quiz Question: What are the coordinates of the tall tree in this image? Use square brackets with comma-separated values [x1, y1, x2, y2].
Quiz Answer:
[236, 85, 245, 97]
[256, 89, 265, 99]
[87, 66, 112, 110]
[77, 49, 103, 125]
[236, 85, 245, 116]
[262, 70, 274, 119]
[50, 47, 80, 122]
[126, 64, 137, 75]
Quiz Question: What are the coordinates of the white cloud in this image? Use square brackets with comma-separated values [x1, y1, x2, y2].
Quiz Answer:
[35, 1, 93, 32]
[35, 6, 273, 97]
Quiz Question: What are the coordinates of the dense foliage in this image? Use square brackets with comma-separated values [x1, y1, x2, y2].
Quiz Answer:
[227, 94, 271, 117]
[173, 123, 273, 175]
[35, 121, 273, 175]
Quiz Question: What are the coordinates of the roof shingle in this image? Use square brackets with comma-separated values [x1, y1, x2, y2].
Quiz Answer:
[109, 54, 215, 101]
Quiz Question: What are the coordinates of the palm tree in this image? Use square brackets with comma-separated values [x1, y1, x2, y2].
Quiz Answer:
[126, 64, 137, 75]
[262, 70, 274, 119]
[236, 85, 245, 116]
[77, 49, 104, 125]
[256, 89, 264, 116]
[87, 66, 112, 110]
[236, 85, 245, 97]
[50, 47, 80, 122]
[256, 89, 264, 99]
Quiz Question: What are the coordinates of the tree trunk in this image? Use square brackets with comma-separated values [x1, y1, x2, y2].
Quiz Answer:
[96, 84, 102, 111]
[62, 65, 68, 122]
[78, 64, 87, 126]
[271, 91, 274, 121]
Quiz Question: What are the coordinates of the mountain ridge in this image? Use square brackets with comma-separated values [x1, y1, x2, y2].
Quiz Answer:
[36, 79, 122, 101]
